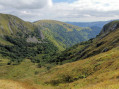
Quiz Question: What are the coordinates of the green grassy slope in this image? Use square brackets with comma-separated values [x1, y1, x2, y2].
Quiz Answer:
[54, 21, 119, 63]
[0, 13, 36, 35]
[0, 13, 37, 45]
[0, 37, 13, 45]
[34, 20, 97, 50]
[38, 46, 119, 89]
[1, 44, 119, 89]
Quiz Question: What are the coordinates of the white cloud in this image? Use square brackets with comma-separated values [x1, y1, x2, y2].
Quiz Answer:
[71, 0, 119, 11]
[0, 0, 119, 22]
[0, 0, 52, 9]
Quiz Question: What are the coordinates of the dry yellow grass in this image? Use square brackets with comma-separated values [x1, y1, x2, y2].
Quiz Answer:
[81, 79, 119, 89]
[0, 79, 58, 89]
[1, 47, 119, 89]
[37, 47, 119, 89]
[0, 80, 26, 89]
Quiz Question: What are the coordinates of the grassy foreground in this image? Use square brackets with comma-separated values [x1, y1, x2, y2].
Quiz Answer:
[0, 80, 27, 89]
[1, 47, 119, 89]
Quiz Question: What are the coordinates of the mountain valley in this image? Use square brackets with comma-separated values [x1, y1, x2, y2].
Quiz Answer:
[0, 13, 119, 89]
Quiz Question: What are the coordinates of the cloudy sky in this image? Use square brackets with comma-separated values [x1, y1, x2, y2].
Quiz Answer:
[0, 0, 119, 22]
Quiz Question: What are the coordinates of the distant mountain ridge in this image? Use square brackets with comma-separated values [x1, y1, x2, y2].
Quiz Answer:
[0, 14, 102, 51]
[67, 21, 110, 27]
[67, 21, 112, 38]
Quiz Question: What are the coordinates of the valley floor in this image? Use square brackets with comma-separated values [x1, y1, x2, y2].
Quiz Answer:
[1, 47, 119, 89]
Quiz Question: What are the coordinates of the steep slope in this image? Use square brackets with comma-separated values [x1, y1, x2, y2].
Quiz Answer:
[34, 20, 98, 50]
[99, 20, 119, 36]
[0, 13, 42, 45]
[54, 20, 119, 64]
[0, 13, 35, 35]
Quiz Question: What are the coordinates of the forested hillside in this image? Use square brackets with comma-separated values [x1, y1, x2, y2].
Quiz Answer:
[34, 20, 99, 50]
[52, 20, 119, 64]
[0, 14, 58, 65]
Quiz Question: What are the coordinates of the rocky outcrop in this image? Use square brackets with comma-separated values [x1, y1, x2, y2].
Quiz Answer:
[38, 26, 45, 40]
[26, 35, 39, 43]
[8, 23, 13, 34]
[99, 20, 119, 36]
[26, 35, 46, 43]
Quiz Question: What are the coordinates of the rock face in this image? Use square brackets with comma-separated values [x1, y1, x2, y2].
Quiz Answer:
[26, 35, 45, 43]
[0, 13, 47, 44]
[0, 13, 35, 36]
[99, 20, 119, 36]
[26, 35, 39, 43]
